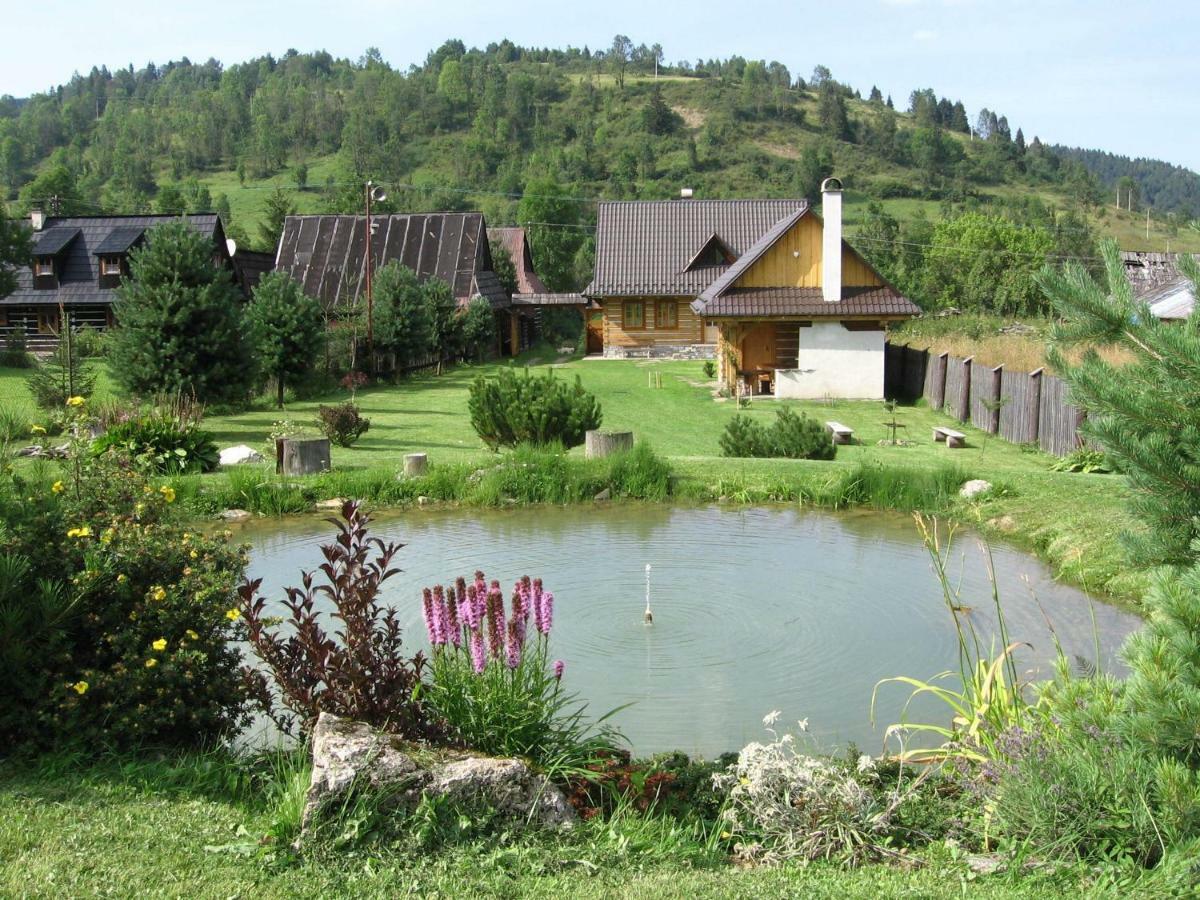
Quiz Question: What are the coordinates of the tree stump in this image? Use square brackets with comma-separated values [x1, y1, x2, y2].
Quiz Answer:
[403, 453, 428, 477]
[585, 430, 634, 459]
[277, 438, 331, 476]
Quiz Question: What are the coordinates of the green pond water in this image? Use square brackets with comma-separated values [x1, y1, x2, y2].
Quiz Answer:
[238, 504, 1140, 758]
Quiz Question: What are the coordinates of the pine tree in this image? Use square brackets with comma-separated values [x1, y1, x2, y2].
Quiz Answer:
[0, 211, 31, 299]
[371, 261, 435, 371]
[109, 221, 255, 404]
[1040, 240, 1200, 566]
[25, 313, 97, 409]
[258, 186, 296, 252]
[245, 271, 324, 408]
[818, 81, 851, 141]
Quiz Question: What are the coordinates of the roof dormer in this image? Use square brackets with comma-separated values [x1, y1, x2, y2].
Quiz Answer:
[683, 232, 737, 272]
[93, 226, 145, 287]
[30, 226, 81, 289]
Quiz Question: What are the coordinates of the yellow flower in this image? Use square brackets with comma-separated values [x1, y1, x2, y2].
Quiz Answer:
[117, 574, 128, 584]
[144, 658, 158, 668]
[224, 608, 241, 622]
[159, 485, 176, 503]
[152, 638, 167, 652]
[151, 586, 166, 602]
[189, 549, 198, 559]
[185, 629, 199, 641]
[66, 526, 92, 539]
[143, 484, 153, 495]
[66, 396, 85, 407]
[72, 681, 89, 695]
[30, 424, 47, 435]
[51, 480, 64, 494]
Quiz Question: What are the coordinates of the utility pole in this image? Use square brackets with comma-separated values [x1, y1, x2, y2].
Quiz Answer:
[364, 181, 374, 362]
[1146, 208, 1151, 241]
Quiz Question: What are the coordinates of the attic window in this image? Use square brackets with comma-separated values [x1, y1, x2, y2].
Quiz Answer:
[34, 258, 54, 277]
[100, 256, 123, 276]
[684, 233, 737, 271]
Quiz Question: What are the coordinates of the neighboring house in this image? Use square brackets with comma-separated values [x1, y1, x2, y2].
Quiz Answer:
[1121, 250, 1196, 321]
[274, 213, 532, 356]
[586, 182, 921, 399]
[1, 211, 237, 351]
[489, 226, 588, 346]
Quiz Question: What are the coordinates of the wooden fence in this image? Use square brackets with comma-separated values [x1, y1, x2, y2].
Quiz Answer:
[884, 343, 1085, 456]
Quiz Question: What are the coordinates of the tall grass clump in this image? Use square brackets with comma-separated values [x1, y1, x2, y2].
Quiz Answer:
[826, 461, 967, 512]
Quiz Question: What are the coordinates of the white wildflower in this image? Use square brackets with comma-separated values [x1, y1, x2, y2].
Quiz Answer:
[796, 717, 809, 733]
[762, 710, 781, 727]
[856, 754, 875, 774]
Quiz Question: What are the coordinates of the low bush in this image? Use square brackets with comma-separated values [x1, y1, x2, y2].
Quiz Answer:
[316, 401, 370, 447]
[468, 367, 602, 450]
[720, 408, 835, 460]
[0, 327, 33, 368]
[0, 405, 30, 443]
[702, 360, 716, 379]
[93, 413, 219, 474]
[608, 441, 673, 501]
[1049, 448, 1113, 474]
[0, 402, 254, 750]
[422, 572, 621, 781]
[238, 501, 440, 739]
[72, 326, 109, 358]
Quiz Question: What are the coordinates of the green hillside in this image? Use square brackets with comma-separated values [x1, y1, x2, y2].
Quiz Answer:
[2, 41, 1197, 309]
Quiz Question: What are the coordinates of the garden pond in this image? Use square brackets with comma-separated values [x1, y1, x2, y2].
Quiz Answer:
[238, 504, 1140, 758]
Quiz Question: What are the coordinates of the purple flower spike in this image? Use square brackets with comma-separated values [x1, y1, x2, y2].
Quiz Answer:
[469, 627, 487, 674]
[486, 581, 506, 660]
[432, 584, 448, 646]
[532, 579, 545, 633]
[421, 587, 437, 645]
[446, 587, 462, 647]
[539, 591, 554, 635]
[553, 659, 564, 681]
[506, 619, 522, 669]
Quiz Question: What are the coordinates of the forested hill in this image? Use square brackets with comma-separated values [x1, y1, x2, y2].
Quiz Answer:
[1049, 146, 1200, 217]
[2, 39, 1197, 307]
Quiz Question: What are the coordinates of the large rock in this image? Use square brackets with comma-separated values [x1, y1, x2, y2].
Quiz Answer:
[219, 444, 264, 466]
[300, 713, 576, 837]
[959, 479, 993, 499]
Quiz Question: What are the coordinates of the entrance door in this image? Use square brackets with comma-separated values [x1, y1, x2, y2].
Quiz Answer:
[586, 310, 604, 354]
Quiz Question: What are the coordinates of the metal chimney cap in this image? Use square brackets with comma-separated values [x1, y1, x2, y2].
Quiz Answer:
[679, 188, 694, 199]
[820, 177, 843, 193]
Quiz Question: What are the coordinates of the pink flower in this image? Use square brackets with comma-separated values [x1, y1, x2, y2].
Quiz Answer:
[469, 627, 487, 674]
[506, 619, 522, 669]
[532, 578, 545, 633]
[445, 586, 462, 647]
[486, 581, 506, 660]
[431, 584, 448, 646]
[539, 591, 554, 635]
[421, 588, 437, 645]
[553, 659, 565, 681]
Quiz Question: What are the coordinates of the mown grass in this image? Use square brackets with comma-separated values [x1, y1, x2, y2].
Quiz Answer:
[0, 751, 1177, 899]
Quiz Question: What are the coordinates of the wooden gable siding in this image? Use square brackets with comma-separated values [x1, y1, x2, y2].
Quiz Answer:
[600, 297, 704, 348]
[738, 215, 883, 289]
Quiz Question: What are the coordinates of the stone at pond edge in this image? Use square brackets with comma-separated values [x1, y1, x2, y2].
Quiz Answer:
[219, 508, 252, 522]
[219, 444, 265, 466]
[594, 487, 611, 502]
[315, 498, 347, 510]
[959, 479, 993, 499]
[300, 713, 576, 841]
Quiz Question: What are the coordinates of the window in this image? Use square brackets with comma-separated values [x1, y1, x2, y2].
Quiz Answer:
[100, 256, 122, 276]
[622, 300, 645, 329]
[33, 258, 54, 277]
[655, 301, 678, 329]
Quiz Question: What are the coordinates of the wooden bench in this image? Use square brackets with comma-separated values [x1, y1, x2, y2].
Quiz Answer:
[826, 421, 854, 445]
[932, 426, 966, 448]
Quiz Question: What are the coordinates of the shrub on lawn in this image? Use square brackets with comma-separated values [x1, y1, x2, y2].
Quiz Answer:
[93, 412, 219, 474]
[0, 327, 33, 368]
[316, 401, 370, 447]
[720, 409, 835, 460]
[468, 367, 602, 450]
[422, 571, 621, 780]
[0, 401, 254, 749]
[237, 501, 440, 739]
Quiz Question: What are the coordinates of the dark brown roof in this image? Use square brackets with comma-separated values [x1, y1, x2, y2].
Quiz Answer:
[4, 214, 224, 307]
[32, 226, 81, 256]
[232, 249, 276, 296]
[489, 227, 548, 294]
[275, 213, 510, 310]
[692, 208, 810, 308]
[699, 286, 921, 318]
[589, 198, 808, 296]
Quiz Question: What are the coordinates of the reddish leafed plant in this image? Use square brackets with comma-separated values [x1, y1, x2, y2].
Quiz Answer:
[238, 500, 440, 739]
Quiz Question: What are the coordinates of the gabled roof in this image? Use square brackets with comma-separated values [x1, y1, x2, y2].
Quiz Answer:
[691, 207, 809, 310]
[3, 214, 224, 307]
[488, 226, 549, 294]
[275, 213, 511, 310]
[32, 226, 81, 257]
[589, 198, 808, 297]
[1144, 277, 1195, 320]
[93, 226, 146, 255]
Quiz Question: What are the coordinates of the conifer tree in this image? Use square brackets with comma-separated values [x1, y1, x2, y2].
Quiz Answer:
[245, 271, 324, 407]
[25, 313, 97, 409]
[109, 221, 255, 404]
[1040, 239, 1200, 566]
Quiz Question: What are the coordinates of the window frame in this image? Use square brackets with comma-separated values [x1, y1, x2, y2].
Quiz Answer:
[622, 300, 646, 330]
[655, 300, 678, 330]
[100, 256, 123, 276]
[33, 257, 54, 277]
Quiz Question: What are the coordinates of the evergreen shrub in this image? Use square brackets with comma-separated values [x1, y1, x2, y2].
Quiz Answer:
[720, 409, 835, 460]
[468, 367, 602, 450]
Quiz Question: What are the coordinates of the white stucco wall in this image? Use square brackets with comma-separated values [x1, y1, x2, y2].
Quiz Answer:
[773, 322, 885, 399]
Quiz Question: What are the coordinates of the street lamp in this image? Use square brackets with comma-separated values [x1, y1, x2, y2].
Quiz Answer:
[364, 180, 387, 363]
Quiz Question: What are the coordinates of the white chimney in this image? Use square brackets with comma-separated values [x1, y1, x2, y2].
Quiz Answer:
[821, 177, 843, 303]
[679, 187, 694, 199]
[30, 209, 45, 232]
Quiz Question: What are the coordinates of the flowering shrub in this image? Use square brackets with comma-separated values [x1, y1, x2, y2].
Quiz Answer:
[713, 714, 908, 866]
[0, 399, 253, 749]
[422, 572, 620, 780]
[238, 500, 438, 739]
[93, 412, 220, 474]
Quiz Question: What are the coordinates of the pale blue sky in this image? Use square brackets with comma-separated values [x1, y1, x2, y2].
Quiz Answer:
[4, 0, 1198, 171]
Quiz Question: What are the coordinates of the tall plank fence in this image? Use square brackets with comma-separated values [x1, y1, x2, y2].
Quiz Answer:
[884, 343, 1085, 456]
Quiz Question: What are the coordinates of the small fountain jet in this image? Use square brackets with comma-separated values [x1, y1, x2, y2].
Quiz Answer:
[644, 563, 654, 625]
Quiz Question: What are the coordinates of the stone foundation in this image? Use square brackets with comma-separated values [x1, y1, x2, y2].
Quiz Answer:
[602, 343, 716, 360]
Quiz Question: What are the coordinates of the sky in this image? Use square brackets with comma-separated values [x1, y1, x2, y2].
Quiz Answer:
[4, 0, 1198, 172]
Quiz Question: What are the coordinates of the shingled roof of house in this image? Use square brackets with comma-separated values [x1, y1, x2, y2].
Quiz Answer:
[274, 213, 510, 310]
[488, 227, 549, 295]
[4, 214, 223, 306]
[587, 199, 809, 297]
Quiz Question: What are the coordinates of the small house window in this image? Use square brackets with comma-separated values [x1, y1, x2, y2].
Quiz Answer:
[623, 301, 645, 330]
[34, 258, 54, 277]
[100, 256, 122, 276]
[655, 301, 678, 329]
